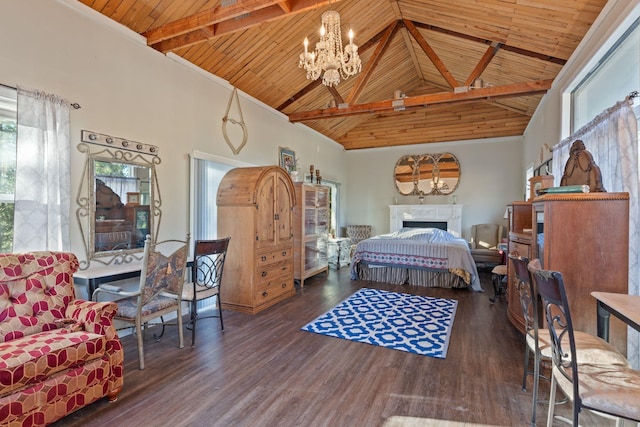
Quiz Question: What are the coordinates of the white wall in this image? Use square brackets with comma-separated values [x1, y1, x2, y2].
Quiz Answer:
[0, 0, 347, 263]
[344, 136, 524, 242]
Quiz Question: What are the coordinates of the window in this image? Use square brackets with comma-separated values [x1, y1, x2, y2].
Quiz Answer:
[95, 160, 141, 203]
[571, 18, 640, 131]
[320, 178, 341, 237]
[525, 164, 533, 201]
[189, 152, 252, 243]
[0, 86, 17, 252]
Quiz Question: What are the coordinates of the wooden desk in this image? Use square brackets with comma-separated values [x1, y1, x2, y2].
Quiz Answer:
[75, 260, 194, 297]
[74, 262, 143, 297]
[592, 291, 640, 342]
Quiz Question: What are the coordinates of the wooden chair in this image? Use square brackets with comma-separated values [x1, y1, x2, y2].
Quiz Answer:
[93, 234, 190, 370]
[180, 238, 230, 346]
[347, 224, 372, 258]
[528, 259, 640, 426]
[510, 253, 554, 426]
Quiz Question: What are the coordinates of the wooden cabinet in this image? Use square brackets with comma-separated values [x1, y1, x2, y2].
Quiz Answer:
[506, 201, 532, 333]
[217, 166, 297, 314]
[293, 183, 329, 286]
[94, 205, 150, 251]
[532, 192, 629, 354]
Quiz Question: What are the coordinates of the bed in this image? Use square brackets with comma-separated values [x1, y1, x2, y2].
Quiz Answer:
[350, 227, 482, 291]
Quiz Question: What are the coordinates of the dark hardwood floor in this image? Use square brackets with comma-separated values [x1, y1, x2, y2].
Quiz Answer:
[54, 268, 613, 427]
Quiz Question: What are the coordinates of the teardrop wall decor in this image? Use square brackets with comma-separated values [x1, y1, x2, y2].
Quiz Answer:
[222, 87, 248, 155]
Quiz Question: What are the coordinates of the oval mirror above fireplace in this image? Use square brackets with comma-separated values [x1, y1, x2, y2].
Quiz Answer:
[394, 155, 419, 196]
[394, 152, 460, 196]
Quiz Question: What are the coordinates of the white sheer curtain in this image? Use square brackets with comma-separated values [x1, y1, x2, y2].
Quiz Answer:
[13, 86, 71, 252]
[552, 98, 639, 368]
[191, 157, 233, 241]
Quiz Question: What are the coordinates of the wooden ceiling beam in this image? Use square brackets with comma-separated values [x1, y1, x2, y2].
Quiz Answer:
[277, 1, 292, 13]
[144, 0, 344, 52]
[152, 26, 217, 53]
[288, 79, 553, 121]
[386, 0, 424, 83]
[327, 86, 345, 106]
[399, 27, 425, 82]
[463, 42, 501, 87]
[152, 6, 282, 53]
[403, 19, 459, 89]
[346, 21, 400, 105]
[277, 80, 323, 111]
[411, 21, 567, 65]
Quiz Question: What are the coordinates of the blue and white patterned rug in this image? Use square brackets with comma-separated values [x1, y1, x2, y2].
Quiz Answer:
[301, 288, 458, 358]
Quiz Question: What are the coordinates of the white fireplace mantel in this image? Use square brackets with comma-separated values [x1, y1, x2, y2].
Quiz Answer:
[389, 204, 463, 237]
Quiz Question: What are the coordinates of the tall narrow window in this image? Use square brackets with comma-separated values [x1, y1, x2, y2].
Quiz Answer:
[0, 86, 17, 252]
[189, 152, 253, 243]
[321, 179, 341, 237]
[571, 18, 640, 131]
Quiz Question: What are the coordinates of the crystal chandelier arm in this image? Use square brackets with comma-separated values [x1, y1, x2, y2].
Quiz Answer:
[339, 43, 361, 79]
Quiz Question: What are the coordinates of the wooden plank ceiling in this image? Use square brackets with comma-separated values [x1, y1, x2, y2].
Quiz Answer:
[79, 0, 607, 150]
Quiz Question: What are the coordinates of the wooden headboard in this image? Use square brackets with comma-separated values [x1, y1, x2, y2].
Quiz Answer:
[95, 179, 126, 219]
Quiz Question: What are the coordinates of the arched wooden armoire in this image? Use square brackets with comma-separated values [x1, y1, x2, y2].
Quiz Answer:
[217, 166, 296, 314]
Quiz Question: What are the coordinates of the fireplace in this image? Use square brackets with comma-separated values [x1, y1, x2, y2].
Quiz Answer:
[389, 204, 463, 237]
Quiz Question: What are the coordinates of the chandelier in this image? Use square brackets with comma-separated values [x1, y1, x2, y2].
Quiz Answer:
[298, 10, 361, 87]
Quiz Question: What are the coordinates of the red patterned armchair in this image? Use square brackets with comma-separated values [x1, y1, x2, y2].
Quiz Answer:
[0, 252, 124, 426]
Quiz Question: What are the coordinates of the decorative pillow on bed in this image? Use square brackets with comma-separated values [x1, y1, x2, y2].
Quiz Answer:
[395, 227, 455, 241]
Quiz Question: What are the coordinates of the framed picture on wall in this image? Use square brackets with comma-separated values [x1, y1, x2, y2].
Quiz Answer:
[127, 192, 140, 206]
[278, 147, 296, 172]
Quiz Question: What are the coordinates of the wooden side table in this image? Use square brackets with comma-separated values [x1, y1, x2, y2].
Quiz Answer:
[328, 237, 351, 269]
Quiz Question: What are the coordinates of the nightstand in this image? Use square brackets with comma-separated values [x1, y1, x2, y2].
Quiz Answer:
[327, 237, 351, 269]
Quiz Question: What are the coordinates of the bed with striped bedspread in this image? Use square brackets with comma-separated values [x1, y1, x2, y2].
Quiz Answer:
[350, 228, 482, 291]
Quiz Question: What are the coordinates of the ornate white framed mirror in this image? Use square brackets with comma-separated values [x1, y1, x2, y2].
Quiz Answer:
[76, 130, 161, 269]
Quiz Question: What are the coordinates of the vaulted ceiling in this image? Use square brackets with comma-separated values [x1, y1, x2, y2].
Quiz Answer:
[79, 0, 607, 150]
